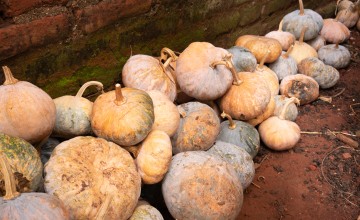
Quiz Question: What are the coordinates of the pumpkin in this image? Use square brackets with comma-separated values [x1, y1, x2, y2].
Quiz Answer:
[298, 57, 340, 89]
[320, 18, 350, 44]
[336, 1, 359, 28]
[306, 35, 326, 51]
[147, 90, 180, 137]
[280, 74, 319, 105]
[282, 0, 323, 41]
[53, 81, 103, 139]
[40, 137, 61, 165]
[235, 35, 282, 63]
[91, 84, 154, 146]
[0, 133, 43, 195]
[288, 27, 318, 64]
[162, 151, 243, 220]
[265, 19, 296, 51]
[337, 0, 354, 11]
[0, 154, 70, 220]
[216, 112, 260, 158]
[227, 46, 257, 72]
[259, 97, 301, 151]
[269, 45, 298, 81]
[246, 95, 276, 126]
[273, 95, 300, 121]
[318, 43, 351, 69]
[129, 204, 164, 220]
[44, 136, 141, 220]
[175, 42, 234, 101]
[207, 141, 255, 189]
[122, 48, 177, 102]
[0, 66, 56, 147]
[171, 102, 220, 154]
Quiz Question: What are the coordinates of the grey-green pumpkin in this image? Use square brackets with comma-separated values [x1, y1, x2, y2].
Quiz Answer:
[318, 44, 351, 69]
[226, 46, 257, 72]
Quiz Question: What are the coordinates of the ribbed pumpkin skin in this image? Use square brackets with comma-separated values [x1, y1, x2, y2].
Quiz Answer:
[44, 136, 141, 220]
[175, 42, 233, 101]
[227, 46, 257, 72]
[298, 57, 340, 89]
[91, 88, 154, 146]
[320, 19, 350, 44]
[289, 41, 318, 64]
[216, 120, 260, 158]
[273, 95, 298, 121]
[265, 31, 295, 51]
[207, 141, 255, 189]
[162, 151, 243, 220]
[318, 44, 351, 69]
[336, 7, 359, 28]
[0, 133, 43, 195]
[246, 94, 276, 126]
[219, 72, 271, 121]
[122, 55, 177, 102]
[129, 204, 164, 220]
[254, 66, 280, 96]
[269, 52, 298, 81]
[0, 193, 70, 220]
[0, 81, 56, 145]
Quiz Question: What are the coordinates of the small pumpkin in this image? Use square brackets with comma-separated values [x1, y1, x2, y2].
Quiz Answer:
[53, 81, 103, 139]
[298, 57, 340, 89]
[0, 154, 70, 220]
[288, 27, 318, 64]
[0, 66, 56, 147]
[320, 18, 350, 44]
[318, 43, 351, 69]
[171, 102, 220, 154]
[91, 84, 154, 146]
[259, 97, 301, 151]
[336, 0, 359, 28]
[162, 151, 243, 220]
[269, 45, 298, 81]
[280, 74, 319, 105]
[306, 35, 326, 51]
[273, 95, 300, 121]
[226, 46, 257, 72]
[265, 19, 296, 51]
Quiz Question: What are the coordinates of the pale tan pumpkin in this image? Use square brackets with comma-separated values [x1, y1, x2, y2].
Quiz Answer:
[306, 35, 326, 51]
[265, 19, 296, 51]
[288, 27, 318, 64]
[320, 18, 350, 44]
[336, 1, 359, 28]
[246, 95, 276, 126]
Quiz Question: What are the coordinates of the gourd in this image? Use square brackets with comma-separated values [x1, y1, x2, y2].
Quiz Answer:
[336, 0, 359, 28]
[147, 90, 180, 137]
[288, 27, 318, 64]
[53, 81, 103, 139]
[0, 154, 70, 220]
[44, 136, 141, 220]
[298, 57, 340, 89]
[122, 48, 177, 102]
[217, 112, 260, 158]
[235, 35, 282, 63]
[282, 0, 323, 41]
[254, 51, 280, 96]
[265, 19, 296, 51]
[320, 18, 350, 44]
[273, 95, 299, 121]
[318, 43, 351, 69]
[129, 203, 164, 220]
[175, 42, 234, 101]
[207, 141, 255, 189]
[246, 95, 276, 127]
[91, 84, 154, 146]
[0, 66, 56, 146]
[227, 46, 257, 72]
[171, 102, 220, 154]
[269, 45, 298, 81]
[259, 97, 301, 151]
[337, 0, 354, 11]
[0, 133, 43, 195]
[280, 74, 319, 105]
[306, 35, 326, 51]
[162, 151, 243, 220]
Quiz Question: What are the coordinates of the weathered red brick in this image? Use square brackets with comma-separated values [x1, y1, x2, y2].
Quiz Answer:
[1, 0, 68, 17]
[75, 0, 152, 34]
[0, 14, 70, 60]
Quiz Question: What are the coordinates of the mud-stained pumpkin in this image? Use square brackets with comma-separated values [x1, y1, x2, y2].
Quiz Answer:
[318, 43, 351, 69]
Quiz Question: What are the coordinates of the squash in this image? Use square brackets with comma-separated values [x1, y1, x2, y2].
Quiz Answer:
[122, 48, 177, 102]
[269, 45, 298, 81]
[280, 74, 319, 105]
[0, 154, 70, 220]
[273, 95, 300, 121]
[337, 0, 354, 11]
[320, 18, 350, 44]
[265, 19, 296, 51]
[227, 46, 257, 72]
[298, 57, 340, 89]
[282, 0, 323, 41]
[306, 35, 326, 51]
[175, 42, 234, 101]
[171, 102, 220, 154]
[147, 90, 180, 137]
[288, 27, 318, 64]
[0, 133, 43, 195]
[53, 81, 103, 139]
[129, 203, 164, 220]
[216, 112, 260, 158]
[207, 141, 255, 189]
[336, 0, 359, 28]
[91, 84, 154, 146]
[0, 66, 56, 147]
[162, 151, 243, 220]
[246, 95, 276, 126]
[318, 43, 351, 69]
[259, 97, 301, 151]
[44, 136, 141, 220]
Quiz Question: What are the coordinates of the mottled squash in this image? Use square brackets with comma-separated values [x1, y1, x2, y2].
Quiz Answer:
[129, 204, 164, 220]
[227, 46, 257, 72]
[269, 45, 298, 81]
[318, 43, 351, 69]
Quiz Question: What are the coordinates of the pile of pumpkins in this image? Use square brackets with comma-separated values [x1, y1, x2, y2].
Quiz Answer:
[0, 0, 357, 219]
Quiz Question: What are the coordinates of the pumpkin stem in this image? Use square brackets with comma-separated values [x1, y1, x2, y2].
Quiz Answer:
[278, 19, 284, 31]
[299, 26, 307, 43]
[220, 112, 236, 129]
[210, 55, 242, 86]
[95, 194, 113, 220]
[299, 0, 305, 15]
[283, 44, 294, 58]
[0, 154, 21, 200]
[76, 81, 104, 97]
[335, 42, 340, 49]
[279, 97, 300, 120]
[123, 145, 140, 158]
[159, 48, 177, 85]
[114, 84, 126, 105]
[2, 66, 19, 85]
[178, 106, 187, 118]
[258, 50, 270, 69]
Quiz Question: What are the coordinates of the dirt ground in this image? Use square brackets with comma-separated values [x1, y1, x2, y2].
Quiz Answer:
[141, 30, 360, 219]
